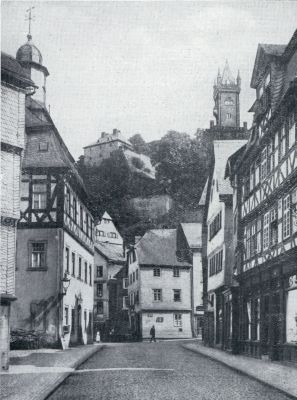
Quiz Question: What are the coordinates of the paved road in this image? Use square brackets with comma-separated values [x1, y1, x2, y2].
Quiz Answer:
[48, 341, 291, 400]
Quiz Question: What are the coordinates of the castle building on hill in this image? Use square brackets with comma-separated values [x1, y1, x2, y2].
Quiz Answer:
[83, 129, 156, 180]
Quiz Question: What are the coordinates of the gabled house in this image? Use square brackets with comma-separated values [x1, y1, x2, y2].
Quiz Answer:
[93, 211, 127, 339]
[10, 34, 94, 349]
[205, 140, 247, 351]
[127, 229, 193, 339]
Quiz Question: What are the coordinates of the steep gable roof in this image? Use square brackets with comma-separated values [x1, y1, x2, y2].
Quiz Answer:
[180, 223, 202, 249]
[24, 97, 86, 192]
[95, 242, 125, 264]
[136, 229, 191, 267]
[251, 43, 286, 89]
[1, 52, 35, 89]
[213, 140, 247, 196]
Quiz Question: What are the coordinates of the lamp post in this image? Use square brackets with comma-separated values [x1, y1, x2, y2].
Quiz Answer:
[61, 272, 71, 296]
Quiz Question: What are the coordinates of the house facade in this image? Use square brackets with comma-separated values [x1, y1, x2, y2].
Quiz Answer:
[10, 34, 94, 349]
[127, 229, 193, 339]
[1, 52, 34, 369]
[227, 30, 297, 362]
[93, 212, 127, 339]
[176, 223, 204, 337]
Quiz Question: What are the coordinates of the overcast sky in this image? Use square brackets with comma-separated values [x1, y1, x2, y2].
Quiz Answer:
[2, 1, 297, 159]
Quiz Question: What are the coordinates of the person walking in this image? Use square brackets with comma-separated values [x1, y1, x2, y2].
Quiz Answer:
[150, 325, 156, 343]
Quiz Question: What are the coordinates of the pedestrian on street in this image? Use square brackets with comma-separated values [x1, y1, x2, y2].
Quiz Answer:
[150, 325, 156, 342]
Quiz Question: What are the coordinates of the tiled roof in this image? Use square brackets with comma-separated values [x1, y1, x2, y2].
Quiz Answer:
[1, 52, 35, 88]
[213, 140, 247, 195]
[24, 98, 86, 192]
[95, 242, 125, 263]
[180, 223, 202, 248]
[136, 229, 191, 267]
[198, 177, 209, 206]
[259, 44, 286, 57]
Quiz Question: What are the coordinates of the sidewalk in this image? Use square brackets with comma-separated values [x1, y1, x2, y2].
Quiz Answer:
[0, 344, 104, 400]
[182, 342, 297, 399]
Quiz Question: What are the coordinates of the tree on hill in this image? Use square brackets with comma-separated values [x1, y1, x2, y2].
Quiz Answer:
[128, 133, 150, 155]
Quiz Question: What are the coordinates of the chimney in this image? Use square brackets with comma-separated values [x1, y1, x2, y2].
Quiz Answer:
[113, 129, 120, 137]
[101, 132, 107, 138]
[243, 122, 247, 130]
[210, 120, 214, 128]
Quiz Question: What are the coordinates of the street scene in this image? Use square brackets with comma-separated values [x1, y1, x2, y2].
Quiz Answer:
[1, 1, 297, 399]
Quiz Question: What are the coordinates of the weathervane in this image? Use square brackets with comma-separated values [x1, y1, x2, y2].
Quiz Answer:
[25, 6, 35, 37]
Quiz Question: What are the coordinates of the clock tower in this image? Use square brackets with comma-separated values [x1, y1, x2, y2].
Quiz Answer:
[213, 61, 241, 128]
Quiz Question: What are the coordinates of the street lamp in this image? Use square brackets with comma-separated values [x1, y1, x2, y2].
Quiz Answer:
[61, 272, 71, 296]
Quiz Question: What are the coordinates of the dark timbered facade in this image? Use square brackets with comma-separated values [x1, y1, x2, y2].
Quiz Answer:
[227, 30, 297, 362]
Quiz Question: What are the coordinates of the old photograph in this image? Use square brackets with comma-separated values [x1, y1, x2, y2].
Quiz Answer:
[1, 1, 297, 399]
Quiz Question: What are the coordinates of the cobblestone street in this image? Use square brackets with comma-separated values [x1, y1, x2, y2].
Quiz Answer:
[48, 341, 292, 400]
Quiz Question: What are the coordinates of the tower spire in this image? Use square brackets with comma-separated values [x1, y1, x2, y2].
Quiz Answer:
[25, 6, 35, 39]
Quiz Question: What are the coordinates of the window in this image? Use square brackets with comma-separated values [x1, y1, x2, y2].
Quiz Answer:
[39, 142, 48, 152]
[283, 195, 291, 239]
[86, 214, 89, 237]
[64, 307, 69, 326]
[133, 271, 135, 282]
[84, 310, 87, 331]
[66, 188, 70, 214]
[173, 313, 182, 327]
[96, 266, 103, 278]
[123, 296, 128, 309]
[260, 147, 267, 180]
[97, 230, 105, 237]
[209, 211, 222, 240]
[153, 289, 162, 301]
[280, 126, 287, 159]
[156, 317, 164, 323]
[97, 301, 103, 314]
[128, 250, 136, 264]
[84, 262, 88, 283]
[65, 247, 70, 273]
[209, 250, 223, 276]
[173, 267, 180, 277]
[71, 252, 75, 276]
[80, 206, 83, 229]
[226, 113, 232, 119]
[153, 268, 161, 277]
[263, 212, 270, 250]
[89, 265, 92, 286]
[289, 113, 296, 149]
[173, 289, 181, 302]
[32, 183, 47, 209]
[256, 218, 262, 254]
[250, 165, 255, 191]
[135, 291, 139, 304]
[78, 257, 82, 279]
[108, 232, 117, 238]
[270, 208, 278, 246]
[251, 298, 260, 341]
[73, 198, 77, 223]
[250, 222, 257, 257]
[97, 283, 103, 297]
[136, 269, 139, 280]
[224, 97, 234, 105]
[123, 278, 128, 289]
[30, 242, 46, 269]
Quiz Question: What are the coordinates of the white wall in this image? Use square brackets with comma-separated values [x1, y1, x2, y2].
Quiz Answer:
[142, 312, 192, 339]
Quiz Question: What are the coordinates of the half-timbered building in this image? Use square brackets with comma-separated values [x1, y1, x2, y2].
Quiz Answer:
[10, 34, 94, 349]
[1, 52, 34, 369]
[226, 30, 297, 362]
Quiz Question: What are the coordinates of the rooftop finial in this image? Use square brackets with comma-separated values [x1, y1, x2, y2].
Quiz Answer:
[25, 6, 35, 40]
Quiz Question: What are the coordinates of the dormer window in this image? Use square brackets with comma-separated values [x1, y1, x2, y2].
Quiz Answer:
[39, 142, 48, 152]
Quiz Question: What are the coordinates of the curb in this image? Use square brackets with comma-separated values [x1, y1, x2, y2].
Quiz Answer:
[182, 344, 297, 400]
[40, 345, 105, 400]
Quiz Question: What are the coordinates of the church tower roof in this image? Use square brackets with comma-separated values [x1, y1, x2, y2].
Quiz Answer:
[221, 60, 235, 85]
[16, 34, 49, 77]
